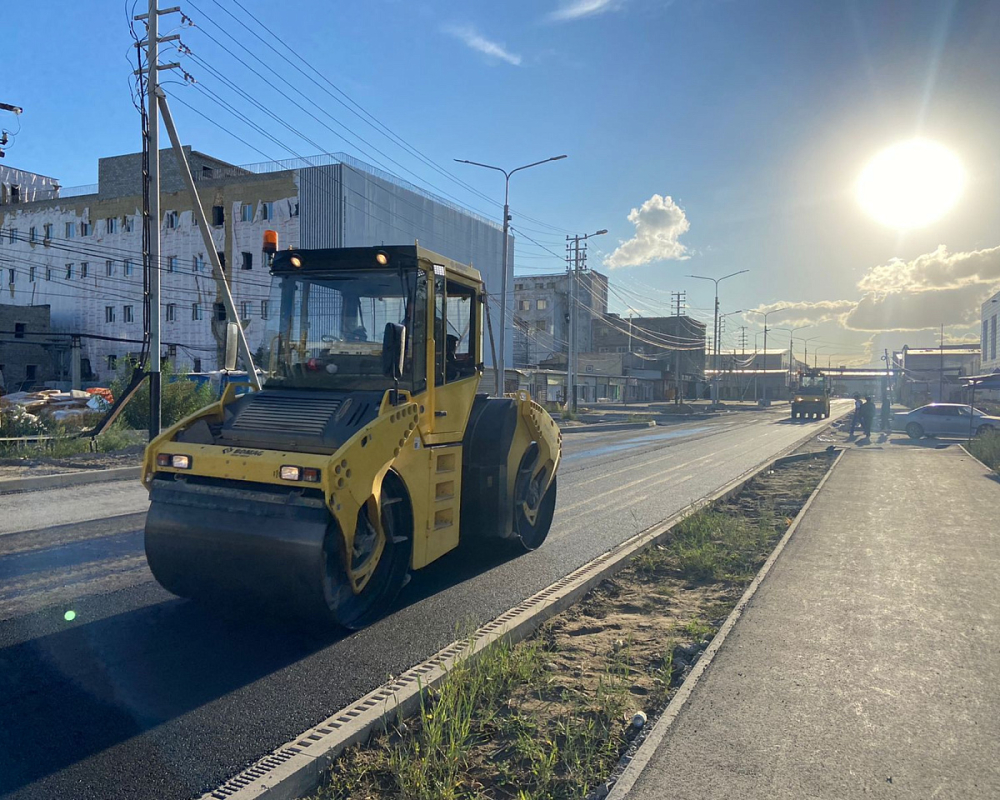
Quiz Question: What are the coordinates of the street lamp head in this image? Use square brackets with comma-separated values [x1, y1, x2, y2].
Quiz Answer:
[595, 229, 608, 235]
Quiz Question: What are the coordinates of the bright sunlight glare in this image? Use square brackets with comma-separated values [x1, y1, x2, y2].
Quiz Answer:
[856, 139, 965, 229]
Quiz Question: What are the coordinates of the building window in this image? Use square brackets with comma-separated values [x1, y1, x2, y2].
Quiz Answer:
[45, 267, 51, 281]
[65, 222, 75, 238]
[261, 201, 273, 221]
[29, 226, 37, 243]
[14, 323, 25, 339]
[80, 262, 89, 278]
[29, 266, 35, 282]
[241, 251, 253, 270]
[105, 306, 116, 323]
[217, 251, 226, 272]
[123, 259, 133, 276]
[108, 354, 117, 371]
[166, 303, 176, 322]
[43, 223, 52, 240]
[289, 200, 299, 217]
[106, 217, 117, 234]
[193, 357, 202, 373]
[214, 302, 227, 322]
[240, 301, 252, 320]
[167, 256, 177, 273]
[66, 263, 74, 279]
[106, 260, 114, 276]
[124, 216, 134, 232]
[167, 344, 178, 359]
[164, 211, 178, 229]
[193, 255, 204, 272]
[518, 299, 530, 311]
[25, 365, 37, 382]
[537, 299, 548, 310]
[123, 305, 134, 323]
[992, 315, 997, 362]
[535, 320, 548, 332]
[81, 221, 92, 236]
[212, 206, 224, 226]
[6, 268, 13, 284]
[192, 303, 202, 321]
[260, 299, 269, 319]
[241, 203, 253, 222]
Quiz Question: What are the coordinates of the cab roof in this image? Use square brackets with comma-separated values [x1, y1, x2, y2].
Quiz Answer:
[272, 244, 482, 283]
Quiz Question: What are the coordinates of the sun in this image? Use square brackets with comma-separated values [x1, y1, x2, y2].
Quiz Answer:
[856, 139, 965, 229]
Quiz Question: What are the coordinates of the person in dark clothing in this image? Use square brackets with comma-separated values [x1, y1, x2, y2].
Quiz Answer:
[861, 396, 876, 438]
[850, 393, 862, 435]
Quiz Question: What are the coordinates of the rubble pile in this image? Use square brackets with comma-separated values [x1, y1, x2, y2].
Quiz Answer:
[0, 388, 113, 429]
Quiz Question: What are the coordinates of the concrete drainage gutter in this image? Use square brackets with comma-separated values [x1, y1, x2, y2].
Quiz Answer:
[0, 466, 141, 494]
[201, 415, 847, 800]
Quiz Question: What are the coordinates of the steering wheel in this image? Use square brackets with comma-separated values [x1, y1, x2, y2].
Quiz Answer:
[321, 334, 337, 343]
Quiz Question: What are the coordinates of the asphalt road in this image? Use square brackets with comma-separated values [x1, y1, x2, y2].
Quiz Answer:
[0, 401, 850, 800]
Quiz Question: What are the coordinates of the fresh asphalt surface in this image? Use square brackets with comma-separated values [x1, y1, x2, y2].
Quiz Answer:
[0, 402, 850, 800]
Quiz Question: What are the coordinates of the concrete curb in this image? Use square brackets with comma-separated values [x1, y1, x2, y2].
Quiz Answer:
[959, 444, 999, 476]
[606, 447, 848, 800]
[0, 466, 141, 494]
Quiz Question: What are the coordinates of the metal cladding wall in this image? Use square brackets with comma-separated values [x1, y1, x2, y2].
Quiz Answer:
[299, 161, 512, 368]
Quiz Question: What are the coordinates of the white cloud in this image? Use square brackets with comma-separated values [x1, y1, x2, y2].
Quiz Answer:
[549, 0, 620, 22]
[444, 24, 521, 66]
[753, 245, 1000, 334]
[604, 193, 690, 269]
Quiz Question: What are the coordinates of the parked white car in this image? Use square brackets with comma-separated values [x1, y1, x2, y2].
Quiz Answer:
[895, 403, 1000, 439]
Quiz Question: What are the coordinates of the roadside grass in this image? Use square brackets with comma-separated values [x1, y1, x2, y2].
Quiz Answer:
[0, 422, 144, 459]
[967, 429, 1000, 472]
[314, 455, 833, 800]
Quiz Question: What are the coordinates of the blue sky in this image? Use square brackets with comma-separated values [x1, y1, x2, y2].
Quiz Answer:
[7, 0, 1000, 364]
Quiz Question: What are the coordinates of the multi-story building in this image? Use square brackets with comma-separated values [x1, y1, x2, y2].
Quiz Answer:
[512, 270, 609, 368]
[982, 290, 1000, 374]
[0, 150, 509, 385]
[591, 313, 706, 399]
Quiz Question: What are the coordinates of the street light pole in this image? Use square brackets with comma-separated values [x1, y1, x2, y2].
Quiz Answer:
[747, 307, 785, 405]
[688, 270, 749, 405]
[455, 154, 567, 395]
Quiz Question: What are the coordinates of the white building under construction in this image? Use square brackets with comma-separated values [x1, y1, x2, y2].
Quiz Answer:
[0, 151, 510, 385]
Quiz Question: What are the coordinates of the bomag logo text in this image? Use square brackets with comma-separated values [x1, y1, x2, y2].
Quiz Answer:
[221, 447, 265, 456]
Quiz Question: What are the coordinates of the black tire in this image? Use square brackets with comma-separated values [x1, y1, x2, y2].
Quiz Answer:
[906, 422, 924, 440]
[512, 445, 557, 551]
[322, 472, 412, 630]
[514, 476, 557, 551]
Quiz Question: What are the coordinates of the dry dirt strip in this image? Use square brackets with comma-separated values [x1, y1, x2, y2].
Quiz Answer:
[200, 431, 844, 800]
[605, 448, 844, 800]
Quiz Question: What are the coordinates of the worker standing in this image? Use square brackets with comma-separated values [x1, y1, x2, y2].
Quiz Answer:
[861, 396, 876, 439]
[850, 393, 862, 436]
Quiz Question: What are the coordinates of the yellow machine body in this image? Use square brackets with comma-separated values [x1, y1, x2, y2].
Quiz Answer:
[142, 245, 560, 626]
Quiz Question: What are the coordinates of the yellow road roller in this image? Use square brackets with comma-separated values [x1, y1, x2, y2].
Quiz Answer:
[142, 243, 561, 628]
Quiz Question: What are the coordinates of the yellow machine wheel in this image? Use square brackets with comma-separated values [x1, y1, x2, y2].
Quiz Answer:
[321, 472, 412, 629]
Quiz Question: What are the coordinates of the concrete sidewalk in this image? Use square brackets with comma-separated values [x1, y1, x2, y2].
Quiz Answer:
[613, 444, 1000, 799]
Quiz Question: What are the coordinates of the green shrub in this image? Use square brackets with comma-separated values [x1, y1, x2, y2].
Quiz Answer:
[969, 429, 1000, 472]
[109, 359, 216, 430]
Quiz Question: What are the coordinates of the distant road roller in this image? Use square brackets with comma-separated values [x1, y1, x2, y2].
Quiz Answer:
[142, 243, 560, 628]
